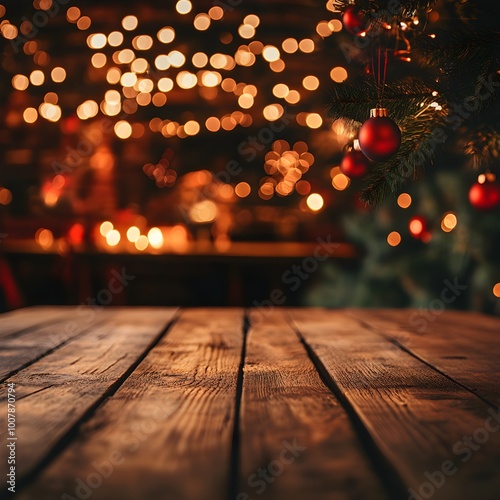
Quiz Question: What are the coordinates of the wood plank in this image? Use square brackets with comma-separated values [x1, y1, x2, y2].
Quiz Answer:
[19, 308, 244, 500]
[239, 310, 388, 500]
[288, 309, 500, 500]
[0, 308, 178, 484]
[348, 309, 500, 407]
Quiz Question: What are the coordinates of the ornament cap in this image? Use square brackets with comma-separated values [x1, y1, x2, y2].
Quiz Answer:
[369, 107, 389, 118]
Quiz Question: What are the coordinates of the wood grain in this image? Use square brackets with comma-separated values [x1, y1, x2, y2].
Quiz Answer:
[351, 309, 500, 406]
[19, 308, 244, 500]
[289, 309, 500, 500]
[0, 308, 177, 483]
[239, 309, 388, 500]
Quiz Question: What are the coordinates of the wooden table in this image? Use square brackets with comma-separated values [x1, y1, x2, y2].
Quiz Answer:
[1, 307, 499, 500]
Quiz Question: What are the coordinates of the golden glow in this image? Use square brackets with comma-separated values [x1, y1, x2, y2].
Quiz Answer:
[66, 6, 81, 22]
[285, 90, 300, 104]
[118, 49, 135, 64]
[299, 39, 315, 53]
[135, 235, 149, 251]
[176, 0, 192, 14]
[263, 104, 284, 121]
[193, 52, 208, 67]
[305, 113, 322, 129]
[235, 182, 251, 198]
[316, 21, 332, 37]
[441, 213, 458, 232]
[39, 103, 62, 122]
[77, 100, 99, 120]
[158, 77, 174, 92]
[409, 219, 424, 235]
[114, 120, 133, 139]
[282, 38, 298, 53]
[106, 67, 121, 84]
[493, 283, 500, 298]
[184, 120, 200, 136]
[158, 27, 175, 43]
[122, 15, 138, 31]
[262, 45, 280, 62]
[91, 53, 107, 68]
[36, 229, 54, 250]
[0, 188, 13, 205]
[131, 58, 149, 73]
[239, 24, 255, 39]
[168, 50, 186, 67]
[330, 66, 348, 82]
[23, 107, 38, 123]
[2, 24, 18, 40]
[387, 231, 402, 247]
[87, 33, 107, 49]
[121, 72, 137, 87]
[194, 14, 211, 31]
[127, 226, 141, 243]
[50, 67, 66, 83]
[273, 83, 289, 98]
[209, 6, 224, 20]
[133, 35, 153, 50]
[100, 221, 114, 237]
[148, 227, 164, 249]
[12, 75, 29, 91]
[155, 54, 171, 70]
[190, 200, 217, 223]
[177, 71, 197, 89]
[205, 117, 221, 132]
[306, 193, 324, 212]
[303, 75, 319, 91]
[397, 193, 412, 208]
[108, 31, 124, 47]
[332, 173, 350, 190]
[30, 70, 45, 86]
[106, 229, 121, 247]
[77, 16, 91, 30]
[329, 19, 343, 32]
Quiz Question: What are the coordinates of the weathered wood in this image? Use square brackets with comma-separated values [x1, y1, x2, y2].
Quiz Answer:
[239, 310, 388, 500]
[19, 308, 244, 500]
[1, 308, 178, 484]
[289, 309, 500, 500]
[351, 309, 500, 406]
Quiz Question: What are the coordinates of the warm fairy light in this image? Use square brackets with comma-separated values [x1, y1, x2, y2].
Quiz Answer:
[39, 103, 62, 122]
[114, 120, 132, 139]
[184, 120, 200, 136]
[193, 52, 208, 68]
[158, 77, 174, 92]
[239, 24, 255, 39]
[138, 79, 154, 93]
[244, 14, 260, 27]
[238, 94, 254, 109]
[299, 39, 315, 53]
[194, 14, 211, 31]
[122, 15, 138, 31]
[105, 90, 121, 104]
[332, 173, 350, 190]
[209, 6, 224, 20]
[296, 180, 311, 195]
[12, 75, 29, 91]
[158, 27, 175, 43]
[127, 226, 140, 243]
[387, 231, 402, 247]
[190, 200, 217, 223]
[147, 227, 164, 249]
[77, 100, 98, 119]
[121, 72, 137, 87]
[108, 31, 124, 47]
[106, 67, 121, 84]
[303, 75, 320, 91]
[50, 67, 66, 83]
[168, 50, 186, 67]
[77, 16, 91, 30]
[177, 71, 197, 89]
[441, 213, 458, 232]
[409, 219, 424, 236]
[262, 45, 280, 62]
[118, 49, 135, 64]
[155, 55, 171, 70]
[133, 35, 153, 50]
[152, 93, 167, 106]
[273, 83, 289, 98]
[131, 58, 148, 73]
[30, 70, 45, 86]
[263, 104, 284, 121]
[397, 193, 412, 208]
[135, 235, 149, 251]
[66, 6, 81, 22]
[330, 67, 348, 82]
[285, 90, 300, 104]
[493, 283, 500, 298]
[136, 93, 152, 106]
[106, 229, 121, 247]
[306, 193, 324, 212]
[306, 113, 322, 129]
[316, 21, 332, 37]
[328, 19, 343, 32]
[91, 53, 107, 68]
[100, 221, 113, 237]
[2, 24, 18, 40]
[36, 229, 54, 250]
[176, 0, 192, 14]
[205, 117, 221, 132]
[23, 107, 38, 123]
[44, 92, 58, 105]
[235, 182, 251, 198]
[87, 33, 107, 49]
[202, 71, 221, 87]
[270, 60, 285, 72]
[282, 38, 298, 53]
[0, 188, 13, 205]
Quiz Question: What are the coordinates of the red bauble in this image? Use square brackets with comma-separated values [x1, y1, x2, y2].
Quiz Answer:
[340, 150, 370, 178]
[358, 108, 401, 162]
[342, 6, 366, 35]
[469, 180, 500, 210]
[409, 216, 427, 240]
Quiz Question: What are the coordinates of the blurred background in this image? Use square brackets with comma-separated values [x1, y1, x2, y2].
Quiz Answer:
[0, 0, 499, 313]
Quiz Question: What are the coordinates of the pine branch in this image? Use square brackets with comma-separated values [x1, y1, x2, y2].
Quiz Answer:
[334, 0, 437, 21]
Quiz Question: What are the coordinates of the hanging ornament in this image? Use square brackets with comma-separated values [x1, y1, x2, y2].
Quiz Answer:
[469, 174, 500, 211]
[340, 149, 370, 178]
[358, 108, 401, 162]
[342, 6, 366, 35]
[409, 216, 427, 240]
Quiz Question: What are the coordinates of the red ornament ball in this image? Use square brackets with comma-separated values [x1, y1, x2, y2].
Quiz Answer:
[469, 180, 500, 210]
[342, 6, 366, 35]
[409, 216, 427, 239]
[358, 110, 401, 162]
[340, 150, 370, 178]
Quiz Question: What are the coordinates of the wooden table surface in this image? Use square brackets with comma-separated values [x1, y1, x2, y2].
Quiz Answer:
[1, 307, 499, 500]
